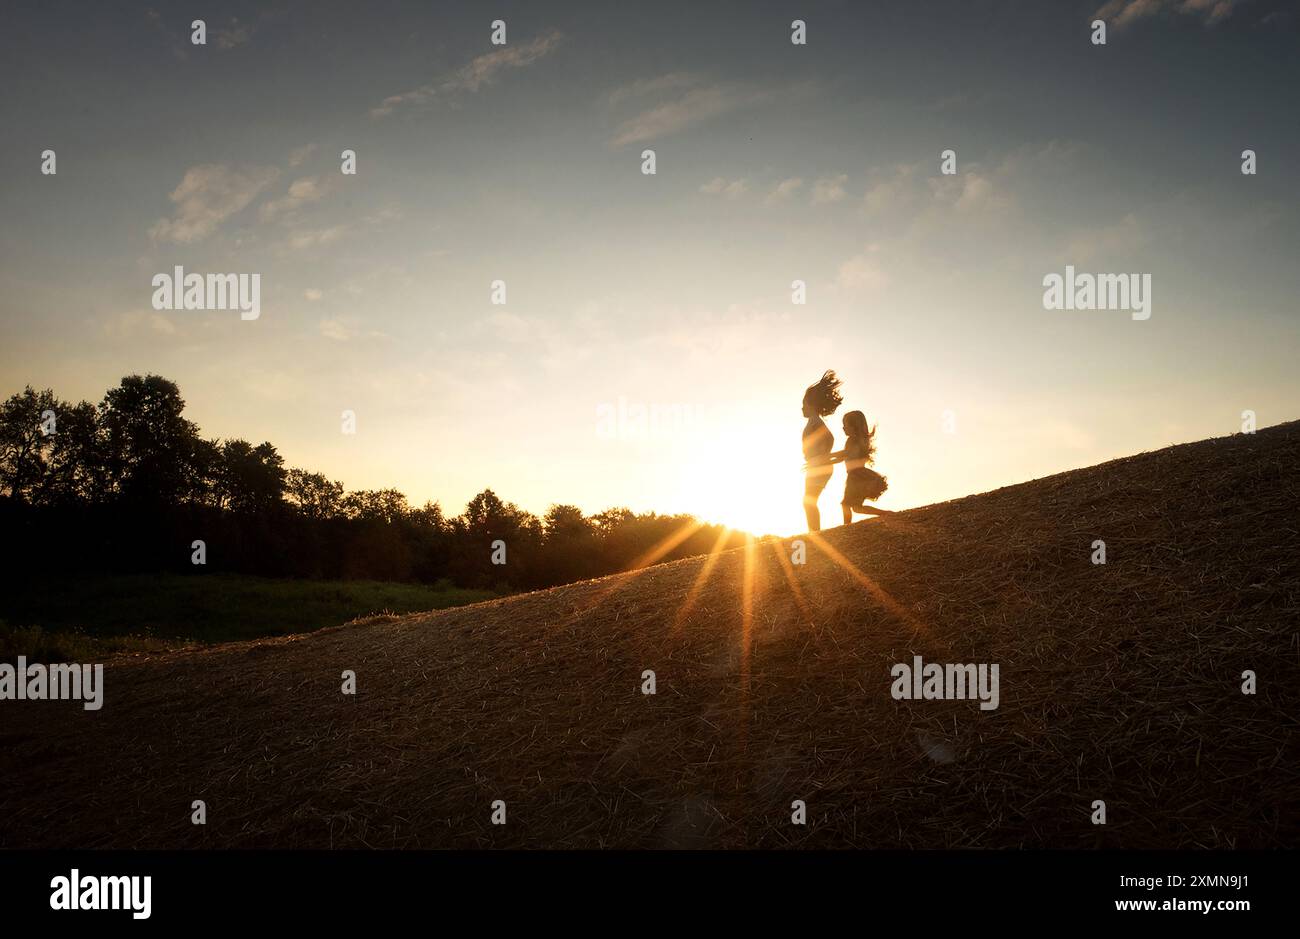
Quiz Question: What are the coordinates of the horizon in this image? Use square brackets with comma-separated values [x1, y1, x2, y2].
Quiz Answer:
[8, 368, 1297, 542]
[2, 0, 1298, 536]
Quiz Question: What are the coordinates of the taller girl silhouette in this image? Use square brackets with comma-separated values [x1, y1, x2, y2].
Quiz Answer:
[800, 370, 843, 531]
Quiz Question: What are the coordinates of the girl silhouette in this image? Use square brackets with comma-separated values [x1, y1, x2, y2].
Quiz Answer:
[828, 410, 890, 524]
[801, 370, 843, 531]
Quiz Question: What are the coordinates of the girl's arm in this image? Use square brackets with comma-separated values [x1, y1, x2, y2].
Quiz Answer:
[803, 450, 845, 469]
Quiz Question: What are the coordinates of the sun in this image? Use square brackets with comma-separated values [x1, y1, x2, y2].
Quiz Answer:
[674, 423, 809, 537]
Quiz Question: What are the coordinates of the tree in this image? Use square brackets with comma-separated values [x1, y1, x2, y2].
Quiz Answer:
[40, 400, 106, 503]
[98, 375, 203, 505]
[542, 504, 599, 583]
[286, 469, 345, 519]
[217, 440, 287, 514]
[344, 488, 409, 524]
[448, 489, 545, 587]
[0, 387, 58, 501]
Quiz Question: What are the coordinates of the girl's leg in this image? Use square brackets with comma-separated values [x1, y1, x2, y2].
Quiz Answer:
[804, 476, 828, 532]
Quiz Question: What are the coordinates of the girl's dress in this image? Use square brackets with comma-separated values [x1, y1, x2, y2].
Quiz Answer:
[841, 434, 888, 505]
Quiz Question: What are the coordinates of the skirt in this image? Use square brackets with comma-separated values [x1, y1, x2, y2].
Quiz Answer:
[843, 468, 888, 505]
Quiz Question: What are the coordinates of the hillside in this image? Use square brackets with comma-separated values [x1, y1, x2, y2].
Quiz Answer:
[2, 423, 1297, 849]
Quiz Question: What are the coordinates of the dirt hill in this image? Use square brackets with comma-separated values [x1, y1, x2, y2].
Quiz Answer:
[2, 423, 1297, 849]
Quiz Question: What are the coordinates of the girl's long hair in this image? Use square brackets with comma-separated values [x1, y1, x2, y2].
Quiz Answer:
[843, 410, 876, 461]
[803, 370, 843, 417]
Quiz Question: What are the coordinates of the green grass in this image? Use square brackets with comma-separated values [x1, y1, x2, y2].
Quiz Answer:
[0, 573, 498, 659]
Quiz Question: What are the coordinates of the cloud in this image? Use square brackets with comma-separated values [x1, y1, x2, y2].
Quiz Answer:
[487, 312, 536, 343]
[259, 176, 331, 223]
[609, 82, 763, 148]
[935, 172, 1000, 214]
[277, 207, 397, 254]
[836, 244, 891, 291]
[1093, 0, 1242, 27]
[765, 177, 804, 203]
[860, 161, 1011, 222]
[811, 174, 848, 205]
[214, 17, 252, 49]
[144, 9, 189, 60]
[996, 139, 1081, 177]
[319, 318, 352, 341]
[287, 143, 317, 167]
[1065, 213, 1147, 264]
[102, 310, 180, 337]
[319, 317, 387, 342]
[607, 72, 700, 105]
[371, 30, 564, 118]
[700, 177, 749, 199]
[285, 224, 349, 251]
[863, 164, 919, 214]
[304, 288, 324, 301]
[149, 164, 279, 243]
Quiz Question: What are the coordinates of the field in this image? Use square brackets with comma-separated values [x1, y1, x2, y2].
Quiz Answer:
[0, 573, 497, 659]
[1, 423, 1296, 849]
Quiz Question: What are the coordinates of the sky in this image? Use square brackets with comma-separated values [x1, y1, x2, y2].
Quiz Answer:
[1, 0, 1297, 536]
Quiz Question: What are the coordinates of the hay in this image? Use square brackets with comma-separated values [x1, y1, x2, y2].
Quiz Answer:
[1, 423, 1297, 848]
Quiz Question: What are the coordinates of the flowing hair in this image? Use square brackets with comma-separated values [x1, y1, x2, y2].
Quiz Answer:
[803, 370, 844, 417]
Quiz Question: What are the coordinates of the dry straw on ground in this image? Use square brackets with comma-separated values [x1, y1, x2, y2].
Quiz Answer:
[2, 423, 1297, 848]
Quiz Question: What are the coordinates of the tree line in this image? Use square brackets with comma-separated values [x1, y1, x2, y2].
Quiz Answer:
[0, 375, 745, 590]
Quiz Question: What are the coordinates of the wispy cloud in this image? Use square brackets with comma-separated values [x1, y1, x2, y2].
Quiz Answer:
[836, 244, 891, 291]
[765, 177, 804, 204]
[928, 171, 1004, 214]
[811, 174, 848, 205]
[287, 143, 317, 168]
[277, 204, 399, 254]
[103, 309, 180, 337]
[371, 30, 564, 118]
[1094, 0, 1242, 28]
[863, 164, 919, 214]
[486, 311, 537, 343]
[609, 80, 765, 148]
[320, 318, 352, 341]
[259, 176, 333, 223]
[284, 224, 350, 251]
[700, 177, 749, 199]
[319, 316, 388, 342]
[149, 163, 279, 243]
[1065, 212, 1148, 264]
[607, 72, 700, 106]
[214, 17, 253, 49]
[862, 149, 1039, 220]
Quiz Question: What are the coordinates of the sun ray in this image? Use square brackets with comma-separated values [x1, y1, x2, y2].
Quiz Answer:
[768, 536, 810, 616]
[624, 518, 706, 572]
[803, 528, 940, 643]
[546, 518, 710, 635]
[736, 532, 757, 753]
[672, 525, 733, 631]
